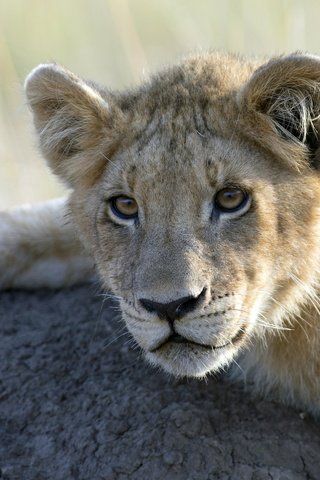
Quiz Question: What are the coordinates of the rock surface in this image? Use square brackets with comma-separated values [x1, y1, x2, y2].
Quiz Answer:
[0, 286, 319, 480]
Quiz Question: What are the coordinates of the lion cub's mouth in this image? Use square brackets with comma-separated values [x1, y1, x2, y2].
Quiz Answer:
[150, 325, 246, 352]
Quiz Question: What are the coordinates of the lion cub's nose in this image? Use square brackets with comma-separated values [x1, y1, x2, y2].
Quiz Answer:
[139, 288, 206, 321]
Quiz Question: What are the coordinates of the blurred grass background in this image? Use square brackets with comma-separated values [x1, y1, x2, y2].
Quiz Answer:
[0, 0, 319, 208]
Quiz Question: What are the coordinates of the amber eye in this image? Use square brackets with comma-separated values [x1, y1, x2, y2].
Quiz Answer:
[214, 187, 248, 213]
[110, 196, 138, 220]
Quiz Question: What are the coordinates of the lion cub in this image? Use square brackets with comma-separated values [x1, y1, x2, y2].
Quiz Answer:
[1, 53, 320, 415]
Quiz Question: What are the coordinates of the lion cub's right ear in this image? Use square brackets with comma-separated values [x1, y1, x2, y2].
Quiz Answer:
[25, 64, 126, 186]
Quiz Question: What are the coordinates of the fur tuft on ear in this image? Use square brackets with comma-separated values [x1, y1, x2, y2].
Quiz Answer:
[25, 64, 126, 186]
[238, 54, 320, 170]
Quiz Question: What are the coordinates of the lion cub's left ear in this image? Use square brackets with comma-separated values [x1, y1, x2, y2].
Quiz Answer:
[238, 54, 320, 170]
[25, 64, 126, 186]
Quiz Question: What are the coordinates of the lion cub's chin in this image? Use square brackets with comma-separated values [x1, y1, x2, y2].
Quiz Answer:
[145, 342, 238, 378]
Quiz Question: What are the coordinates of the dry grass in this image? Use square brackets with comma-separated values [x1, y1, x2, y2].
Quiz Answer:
[0, 0, 319, 207]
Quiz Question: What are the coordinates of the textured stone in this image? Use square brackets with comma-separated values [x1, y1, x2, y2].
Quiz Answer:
[0, 287, 319, 480]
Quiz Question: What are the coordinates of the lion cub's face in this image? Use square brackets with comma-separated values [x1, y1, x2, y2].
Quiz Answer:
[26, 53, 320, 377]
[77, 127, 319, 378]
[93, 134, 271, 376]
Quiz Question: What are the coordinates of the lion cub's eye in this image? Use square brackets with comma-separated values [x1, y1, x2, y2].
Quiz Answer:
[110, 196, 138, 220]
[214, 187, 249, 213]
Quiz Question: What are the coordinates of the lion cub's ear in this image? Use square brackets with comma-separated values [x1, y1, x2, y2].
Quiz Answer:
[238, 54, 320, 170]
[25, 64, 126, 186]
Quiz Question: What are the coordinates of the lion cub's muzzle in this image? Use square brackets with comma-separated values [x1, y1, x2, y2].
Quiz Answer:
[137, 287, 245, 351]
[121, 280, 248, 376]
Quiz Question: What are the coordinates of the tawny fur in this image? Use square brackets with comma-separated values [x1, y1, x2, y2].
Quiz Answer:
[2, 52, 320, 415]
[0, 198, 94, 289]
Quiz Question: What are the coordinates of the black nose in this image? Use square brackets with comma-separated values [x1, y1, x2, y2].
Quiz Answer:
[139, 288, 206, 321]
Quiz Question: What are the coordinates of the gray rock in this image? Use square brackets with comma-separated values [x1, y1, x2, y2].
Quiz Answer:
[0, 287, 319, 480]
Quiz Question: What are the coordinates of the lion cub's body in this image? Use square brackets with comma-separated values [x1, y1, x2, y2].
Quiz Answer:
[2, 52, 320, 415]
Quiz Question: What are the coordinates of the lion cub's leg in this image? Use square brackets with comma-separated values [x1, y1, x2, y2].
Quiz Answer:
[0, 198, 94, 290]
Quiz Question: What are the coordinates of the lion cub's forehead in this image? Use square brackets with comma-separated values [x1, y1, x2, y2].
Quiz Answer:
[104, 130, 264, 201]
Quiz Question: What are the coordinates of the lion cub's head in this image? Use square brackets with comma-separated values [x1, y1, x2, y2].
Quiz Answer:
[25, 53, 320, 377]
